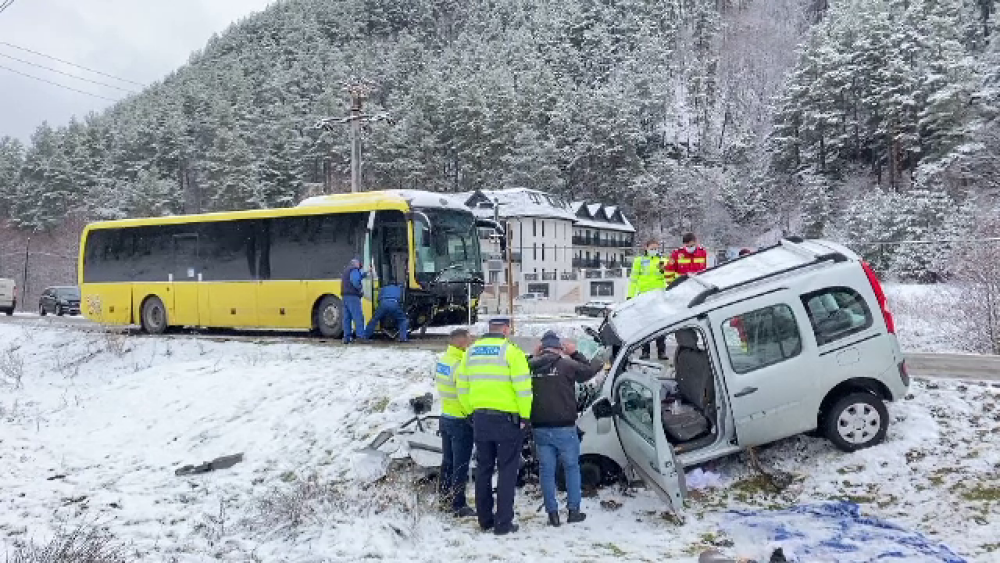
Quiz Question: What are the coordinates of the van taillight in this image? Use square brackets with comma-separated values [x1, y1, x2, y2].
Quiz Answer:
[861, 261, 894, 334]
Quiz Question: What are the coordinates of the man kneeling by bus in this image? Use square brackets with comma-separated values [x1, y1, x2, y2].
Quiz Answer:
[363, 283, 409, 342]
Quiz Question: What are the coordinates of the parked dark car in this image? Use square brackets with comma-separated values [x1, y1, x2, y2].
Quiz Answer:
[39, 286, 81, 316]
[574, 300, 614, 318]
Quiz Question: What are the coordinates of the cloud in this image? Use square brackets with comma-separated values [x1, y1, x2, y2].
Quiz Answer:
[0, 0, 274, 141]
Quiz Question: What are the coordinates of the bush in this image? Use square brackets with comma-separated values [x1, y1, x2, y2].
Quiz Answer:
[5, 526, 129, 563]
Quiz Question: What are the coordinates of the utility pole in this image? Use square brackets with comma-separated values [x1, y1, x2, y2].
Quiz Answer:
[314, 81, 394, 194]
[21, 235, 30, 311]
[505, 219, 515, 327]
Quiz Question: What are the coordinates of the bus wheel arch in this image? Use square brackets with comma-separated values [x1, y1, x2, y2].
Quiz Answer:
[312, 295, 345, 339]
[140, 295, 169, 335]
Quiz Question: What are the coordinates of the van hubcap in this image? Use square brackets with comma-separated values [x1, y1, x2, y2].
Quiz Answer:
[837, 403, 881, 444]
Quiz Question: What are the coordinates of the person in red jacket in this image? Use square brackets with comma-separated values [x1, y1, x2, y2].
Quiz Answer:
[665, 233, 709, 283]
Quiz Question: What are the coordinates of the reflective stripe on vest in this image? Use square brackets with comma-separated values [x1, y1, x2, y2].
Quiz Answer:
[460, 337, 532, 418]
[436, 346, 468, 417]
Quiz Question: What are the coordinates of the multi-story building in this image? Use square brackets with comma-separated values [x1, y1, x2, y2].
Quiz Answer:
[464, 188, 576, 298]
[570, 202, 636, 300]
[463, 189, 636, 306]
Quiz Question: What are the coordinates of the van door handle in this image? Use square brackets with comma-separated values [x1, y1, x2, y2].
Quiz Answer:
[734, 387, 758, 398]
[649, 460, 661, 474]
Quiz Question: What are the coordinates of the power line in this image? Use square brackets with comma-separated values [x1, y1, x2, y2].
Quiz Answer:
[0, 40, 144, 87]
[0, 0, 15, 16]
[0, 52, 138, 94]
[0, 63, 121, 102]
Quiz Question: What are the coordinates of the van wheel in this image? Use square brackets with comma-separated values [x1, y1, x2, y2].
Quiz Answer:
[39, 304, 46, 317]
[555, 457, 613, 492]
[141, 296, 169, 335]
[823, 392, 888, 452]
[314, 296, 345, 339]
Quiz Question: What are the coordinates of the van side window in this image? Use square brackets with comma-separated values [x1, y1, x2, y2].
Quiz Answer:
[800, 287, 873, 346]
[722, 304, 802, 374]
[617, 380, 655, 445]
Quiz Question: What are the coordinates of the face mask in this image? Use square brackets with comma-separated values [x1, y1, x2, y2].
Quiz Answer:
[648, 249, 659, 256]
[685, 245, 696, 252]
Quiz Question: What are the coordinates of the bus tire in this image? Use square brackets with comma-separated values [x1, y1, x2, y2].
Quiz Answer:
[141, 296, 169, 335]
[314, 295, 345, 339]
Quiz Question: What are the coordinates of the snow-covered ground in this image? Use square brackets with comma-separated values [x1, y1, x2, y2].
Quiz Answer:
[1, 323, 997, 561]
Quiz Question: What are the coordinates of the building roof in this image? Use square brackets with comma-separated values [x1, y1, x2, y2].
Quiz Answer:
[571, 200, 636, 233]
[465, 188, 577, 221]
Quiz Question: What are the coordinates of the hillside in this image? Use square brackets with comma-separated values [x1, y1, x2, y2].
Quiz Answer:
[0, 0, 998, 279]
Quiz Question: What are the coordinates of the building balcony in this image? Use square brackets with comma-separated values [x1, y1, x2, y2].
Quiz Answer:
[572, 258, 602, 269]
[572, 236, 635, 248]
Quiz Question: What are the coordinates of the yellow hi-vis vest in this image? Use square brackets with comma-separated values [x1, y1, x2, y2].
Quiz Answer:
[436, 345, 469, 418]
[628, 253, 667, 298]
[457, 335, 532, 420]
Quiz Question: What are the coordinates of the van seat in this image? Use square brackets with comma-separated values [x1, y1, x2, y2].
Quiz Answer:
[673, 329, 716, 417]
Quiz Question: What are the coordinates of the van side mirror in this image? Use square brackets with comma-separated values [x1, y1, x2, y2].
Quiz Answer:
[592, 397, 620, 419]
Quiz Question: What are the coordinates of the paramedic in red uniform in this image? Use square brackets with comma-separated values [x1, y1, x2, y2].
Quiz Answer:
[665, 233, 709, 282]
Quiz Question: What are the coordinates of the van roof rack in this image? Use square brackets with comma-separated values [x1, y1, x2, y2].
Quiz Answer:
[685, 238, 848, 308]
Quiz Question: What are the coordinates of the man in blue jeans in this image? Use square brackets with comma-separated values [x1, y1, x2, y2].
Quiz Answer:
[363, 283, 409, 341]
[340, 258, 367, 344]
[528, 330, 606, 527]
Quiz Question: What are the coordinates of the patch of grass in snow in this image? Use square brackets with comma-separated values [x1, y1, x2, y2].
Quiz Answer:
[958, 482, 1000, 502]
[366, 396, 391, 413]
[836, 464, 865, 474]
[591, 542, 628, 557]
[4, 524, 131, 563]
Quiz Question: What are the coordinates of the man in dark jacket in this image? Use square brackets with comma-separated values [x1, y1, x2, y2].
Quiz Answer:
[341, 258, 367, 344]
[529, 330, 605, 527]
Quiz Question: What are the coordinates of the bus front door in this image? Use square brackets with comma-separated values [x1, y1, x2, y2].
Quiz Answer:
[171, 233, 204, 327]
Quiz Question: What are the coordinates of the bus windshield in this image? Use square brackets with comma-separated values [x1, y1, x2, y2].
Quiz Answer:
[413, 208, 483, 284]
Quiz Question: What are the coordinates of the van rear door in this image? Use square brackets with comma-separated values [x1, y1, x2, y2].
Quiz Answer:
[612, 373, 686, 515]
[0, 280, 13, 303]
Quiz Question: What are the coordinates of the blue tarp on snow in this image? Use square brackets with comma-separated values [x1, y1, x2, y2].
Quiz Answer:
[724, 501, 966, 562]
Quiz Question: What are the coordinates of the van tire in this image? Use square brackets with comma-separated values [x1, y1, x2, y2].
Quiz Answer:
[39, 304, 47, 317]
[314, 295, 345, 339]
[823, 392, 889, 452]
[140, 296, 169, 335]
[3, 308, 11, 317]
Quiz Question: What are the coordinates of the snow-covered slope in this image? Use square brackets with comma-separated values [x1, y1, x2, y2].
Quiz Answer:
[1, 323, 995, 561]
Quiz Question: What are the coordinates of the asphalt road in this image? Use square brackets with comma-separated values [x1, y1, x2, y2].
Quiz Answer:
[2, 313, 998, 382]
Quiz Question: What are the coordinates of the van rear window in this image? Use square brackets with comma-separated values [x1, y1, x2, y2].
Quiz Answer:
[800, 287, 874, 346]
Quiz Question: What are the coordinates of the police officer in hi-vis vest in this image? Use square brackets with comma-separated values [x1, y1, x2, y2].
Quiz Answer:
[457, 316, 532, 535]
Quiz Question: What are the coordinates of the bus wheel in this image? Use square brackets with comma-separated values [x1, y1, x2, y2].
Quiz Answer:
[314, 295, 344, 339]
[141, 296, 169, 335]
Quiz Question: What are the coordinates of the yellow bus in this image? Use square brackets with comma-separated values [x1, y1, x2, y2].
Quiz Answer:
[78, 190, 494, 337]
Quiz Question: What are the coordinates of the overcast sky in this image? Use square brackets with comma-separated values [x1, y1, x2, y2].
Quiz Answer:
[0, 0, 275, 142]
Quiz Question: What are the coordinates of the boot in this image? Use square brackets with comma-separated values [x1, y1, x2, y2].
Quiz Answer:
[547, 511, 561, 527]
[454, 506, 476, 518]
[493, 523, 519, 536]
[567, 510, 587, 524]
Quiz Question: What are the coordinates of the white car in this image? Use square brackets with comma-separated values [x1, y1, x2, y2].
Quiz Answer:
[0, 278, 15, 316]
[576, 237, 908, 515]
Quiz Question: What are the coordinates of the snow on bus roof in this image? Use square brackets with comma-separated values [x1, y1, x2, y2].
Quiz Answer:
[298, 190, 469, 211]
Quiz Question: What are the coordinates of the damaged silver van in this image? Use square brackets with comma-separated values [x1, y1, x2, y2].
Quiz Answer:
[576, 238, 909, 514]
